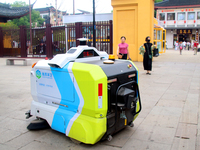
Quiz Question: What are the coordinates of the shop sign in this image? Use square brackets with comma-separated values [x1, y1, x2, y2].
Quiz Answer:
[161, 9, 194, 13]
[161, 10, 174, 12]
[177, 29, 192, 34]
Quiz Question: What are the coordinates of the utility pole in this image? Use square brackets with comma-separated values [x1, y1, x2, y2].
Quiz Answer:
[55, 0, 58, 25]
[29, 0, 32, 53]
[93, 0, 96, 48]
[73, 0, 75, 15]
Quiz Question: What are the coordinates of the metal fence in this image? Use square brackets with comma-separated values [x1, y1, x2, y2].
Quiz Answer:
[0, 20, 113, 58]
[2, 29, 21, 57]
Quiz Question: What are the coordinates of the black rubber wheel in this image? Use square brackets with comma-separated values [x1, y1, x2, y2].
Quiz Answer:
[107, 135, 113, 142]
[129, 122, 134, 127]
[27, 118, 50, 130]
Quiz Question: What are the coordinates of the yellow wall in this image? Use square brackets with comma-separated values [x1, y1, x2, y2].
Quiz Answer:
[111, 0, 155, 62]
[3, 35, 12, 48]
[154, 18, 158, 25]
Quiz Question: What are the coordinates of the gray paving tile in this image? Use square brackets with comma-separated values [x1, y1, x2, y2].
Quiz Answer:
[122, 139, 171, 150]
[5, 130, 48, 149]
[0, 144, 16, 150]
[171, 123, 197, 150]
[0, 129, 21, 144]
[150, 126, 176, 145]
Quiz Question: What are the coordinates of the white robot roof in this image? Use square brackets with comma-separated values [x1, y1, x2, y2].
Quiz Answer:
[48, 46, 108, 68]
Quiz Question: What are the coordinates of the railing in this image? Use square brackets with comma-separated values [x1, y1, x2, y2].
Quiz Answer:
[0, 21, 113, 58]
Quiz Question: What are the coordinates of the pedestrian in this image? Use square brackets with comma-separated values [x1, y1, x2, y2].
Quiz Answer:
[179, 41, 183, 55]
[175, 41, 179, 50]
[187, 41, 190, 51]
[143, 36, 153, 75]
[193, 40, 199, 55]
[117, 36, 130, 60]
[183, 41, 186, 50]
[192, 40, 194, 51]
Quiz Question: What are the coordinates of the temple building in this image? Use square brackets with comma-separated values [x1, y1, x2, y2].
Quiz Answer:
[0, 2, 33, 22]
[155, 0, 200, 48]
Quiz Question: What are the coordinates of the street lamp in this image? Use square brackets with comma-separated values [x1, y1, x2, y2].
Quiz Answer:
[29, 0, 33, 53]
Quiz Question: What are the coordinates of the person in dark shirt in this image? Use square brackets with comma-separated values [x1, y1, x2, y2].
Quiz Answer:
[143, 36, 153, 75]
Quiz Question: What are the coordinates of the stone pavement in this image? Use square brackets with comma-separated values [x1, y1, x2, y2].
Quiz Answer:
[0, 49, 200, 150]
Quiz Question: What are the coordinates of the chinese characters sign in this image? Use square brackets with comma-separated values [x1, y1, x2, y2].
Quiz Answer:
[177, 29, 192, 34]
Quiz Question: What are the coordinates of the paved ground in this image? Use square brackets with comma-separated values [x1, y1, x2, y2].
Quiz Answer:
[0, 49, 200, 150]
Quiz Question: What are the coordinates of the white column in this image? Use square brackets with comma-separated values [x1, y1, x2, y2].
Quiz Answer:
[185, 11, 188, 27]
[175, 11, 177, 27]
[165, 12, 167, 28]
[195, 11, 197, 27]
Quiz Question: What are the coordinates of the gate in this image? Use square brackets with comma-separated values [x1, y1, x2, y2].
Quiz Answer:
[0, 20, 113, 58]
[81, 21, 113, 54]
[27, 27, 46, 57]
[2, 28, 21, 57]
[71, 20, 113, 54]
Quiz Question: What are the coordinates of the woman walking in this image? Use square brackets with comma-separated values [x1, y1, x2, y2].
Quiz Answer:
[194, 40, 199, 55]
[117, 36, 130, 60]
[143, 36, 153, 75]
[179, 41, 183, 55]
[175, 41, 179, 50]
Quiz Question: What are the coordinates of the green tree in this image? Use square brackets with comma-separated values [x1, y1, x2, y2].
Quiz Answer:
[155, 0, 163, 3]
[154, 0, 163, 17]
[0, 21, 19, 29]
[10, 1, 45, 28]
[11, 1, 27, 7]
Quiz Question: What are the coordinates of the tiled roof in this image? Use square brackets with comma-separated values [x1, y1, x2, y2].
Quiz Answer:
[0, 2, 34, 22]
[34, 6, 65, 14]
[34, 6, 54, 13]
[155, 0, 200, 8]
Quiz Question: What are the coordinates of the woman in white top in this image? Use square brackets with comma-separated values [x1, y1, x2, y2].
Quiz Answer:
[175, 41, 179, 50]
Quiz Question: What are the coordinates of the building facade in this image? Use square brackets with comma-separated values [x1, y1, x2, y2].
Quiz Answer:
[155, 0, 200, 48]
[34, 6, 67, 25]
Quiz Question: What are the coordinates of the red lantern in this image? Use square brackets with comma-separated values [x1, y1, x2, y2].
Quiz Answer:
[174, 21, 176, 23]
[184, 20, 186, 23]
[194, 20, 196, 23]
[164, 21, 166, 24]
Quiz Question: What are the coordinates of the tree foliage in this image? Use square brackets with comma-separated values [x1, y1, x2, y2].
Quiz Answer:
[7, 1, 45, 28]
[0, 21, 19, 29]
[11, 9, 45, 28]
[11, 1, 27, 7]
[154, 0, 163, 17]
[155, 0, 163, 3]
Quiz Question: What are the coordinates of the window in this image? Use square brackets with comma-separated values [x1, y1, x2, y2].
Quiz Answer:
[198, 12, 200, 20]
[177, 12, 185, 20]
[67, 49, 77, 54]
[167, 13, 175, 20]
[188, 12, 195, 20]
[159, 13, 165, 21]
[77, 50, 99, 58]
[43, 15, 49, 20]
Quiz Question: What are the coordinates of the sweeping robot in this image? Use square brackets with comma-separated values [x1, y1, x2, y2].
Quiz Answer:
[26, 39, 142, 144]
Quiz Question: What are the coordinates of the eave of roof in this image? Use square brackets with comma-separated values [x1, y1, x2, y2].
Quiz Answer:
[0, 3, 34, 19]
[155, 5, 200, 9]
[155, 0, 200, 9]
